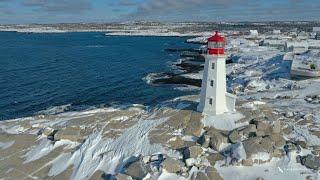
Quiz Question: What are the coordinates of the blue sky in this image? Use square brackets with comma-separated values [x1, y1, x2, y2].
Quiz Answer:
[0, 0, 319, 24]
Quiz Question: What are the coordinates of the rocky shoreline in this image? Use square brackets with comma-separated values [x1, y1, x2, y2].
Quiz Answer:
[1, 94, 320, 179]
[151, 45, 234, 88]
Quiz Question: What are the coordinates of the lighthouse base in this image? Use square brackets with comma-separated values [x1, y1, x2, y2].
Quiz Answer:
[197, 92, 236, 116]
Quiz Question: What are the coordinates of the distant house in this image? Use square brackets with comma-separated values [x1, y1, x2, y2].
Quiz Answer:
[262, 39, 286, 49]
[249, 30, 259, 37]
[273, 30, 281, 34]
[284, 41, 309, 54]
[312, 27, 320, 40]
[313, 27, 320, 32]
[308, 39, 320, 49]
[297, 31, 308, 40]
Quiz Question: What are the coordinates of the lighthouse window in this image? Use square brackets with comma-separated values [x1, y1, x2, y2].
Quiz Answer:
[210, 80, 214, 87]
[209, 98, 213, 105]
[211, 63, 215, 70]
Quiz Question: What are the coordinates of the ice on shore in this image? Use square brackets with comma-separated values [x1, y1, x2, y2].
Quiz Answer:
[48, 116, 172, 179]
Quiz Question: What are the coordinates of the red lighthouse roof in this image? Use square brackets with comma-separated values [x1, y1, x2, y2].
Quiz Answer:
[208, 31, 225, 43]
[207, 31, 225, 55]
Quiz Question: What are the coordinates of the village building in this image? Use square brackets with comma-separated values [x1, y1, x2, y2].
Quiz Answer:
[284, 41, 309, 54]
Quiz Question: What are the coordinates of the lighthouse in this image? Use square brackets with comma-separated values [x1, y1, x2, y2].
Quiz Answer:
[197, 31, 236, 116]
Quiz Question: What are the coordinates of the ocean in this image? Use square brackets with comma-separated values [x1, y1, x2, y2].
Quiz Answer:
[0, 32, 196, 120]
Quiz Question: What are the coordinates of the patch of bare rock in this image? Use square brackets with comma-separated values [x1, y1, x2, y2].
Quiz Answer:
[103, 107, 320, 179]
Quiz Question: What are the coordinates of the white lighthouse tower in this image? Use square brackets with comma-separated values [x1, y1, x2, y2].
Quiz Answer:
[197, 31, 236, 116]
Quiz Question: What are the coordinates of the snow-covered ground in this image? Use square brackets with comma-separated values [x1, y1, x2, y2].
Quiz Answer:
[1, 32, 320, 180]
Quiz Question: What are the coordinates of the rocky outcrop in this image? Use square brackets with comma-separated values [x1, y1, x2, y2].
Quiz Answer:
[185, 112, 204, 137]
[299, 154, 320, 170]
[228, 130, 241, 144]
[161, 157, 185, 173]
[54, 126, 83, 142]
[124, 158, 148, 180]
[184, 146, 203, 159]
[114, 173, 133, 180]
[169, 137, 196, 150]
[204, 128, 228, 151]
[206, 153, 224, 166]
[205, 167, 223, 180]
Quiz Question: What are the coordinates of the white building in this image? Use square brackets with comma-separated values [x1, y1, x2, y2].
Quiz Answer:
[262, 39, 286, 48]
[250, 30, 259, 37]
[313, 27, 320, 40]
[285, 41, 309, 54]
[313, 27, 320, 32]
[273, 30, 281, 34]
[197, 32, 236, 116]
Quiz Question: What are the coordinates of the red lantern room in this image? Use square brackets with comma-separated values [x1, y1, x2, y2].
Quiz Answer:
[207, 31, 225, 55]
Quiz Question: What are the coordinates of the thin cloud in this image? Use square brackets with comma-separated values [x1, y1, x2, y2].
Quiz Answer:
[22, 0, 92, 14]
[124, 0, 320, 21]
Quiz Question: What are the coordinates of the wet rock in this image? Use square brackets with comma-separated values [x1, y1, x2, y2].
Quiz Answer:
[301, 154, 320, 170]
[161, 157, 185, 173]
[229, 130, 241, 144]
[184, 146, 203, 159]
[153, 75, 202, 87]
[206, 153, 224, 166]
[205, 167, 223, 180]
[124, 159, 148, 180]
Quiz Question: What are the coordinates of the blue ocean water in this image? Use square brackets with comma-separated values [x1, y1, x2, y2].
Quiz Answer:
[0, 32, 196, 120]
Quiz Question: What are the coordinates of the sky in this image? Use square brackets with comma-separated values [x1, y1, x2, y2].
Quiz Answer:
[0, 0, 319, 24]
